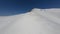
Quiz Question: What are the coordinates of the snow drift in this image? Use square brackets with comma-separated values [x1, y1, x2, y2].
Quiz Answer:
[0, 8, 60, 34]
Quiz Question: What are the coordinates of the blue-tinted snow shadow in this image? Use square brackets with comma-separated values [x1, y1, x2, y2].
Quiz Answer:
[0, 0, 60, 16]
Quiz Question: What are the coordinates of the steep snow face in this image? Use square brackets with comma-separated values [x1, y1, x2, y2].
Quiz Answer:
[0, 8, 60, 34]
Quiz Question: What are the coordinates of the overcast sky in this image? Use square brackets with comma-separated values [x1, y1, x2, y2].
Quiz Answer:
[0, 0, 60, 16]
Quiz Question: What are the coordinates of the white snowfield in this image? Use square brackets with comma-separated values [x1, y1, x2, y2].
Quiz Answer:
[0, 8, 60, 34]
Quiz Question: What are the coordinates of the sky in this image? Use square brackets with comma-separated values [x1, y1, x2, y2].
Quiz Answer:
[0, 0, 60, 16]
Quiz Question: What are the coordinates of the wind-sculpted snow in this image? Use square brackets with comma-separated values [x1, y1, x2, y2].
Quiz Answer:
[0, 8, 60, 34]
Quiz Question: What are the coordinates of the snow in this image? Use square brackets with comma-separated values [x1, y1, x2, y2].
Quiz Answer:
[0, 8, 60, 34]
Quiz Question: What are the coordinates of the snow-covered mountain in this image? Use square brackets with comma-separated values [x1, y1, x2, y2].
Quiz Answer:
[0, 8, 60, 34]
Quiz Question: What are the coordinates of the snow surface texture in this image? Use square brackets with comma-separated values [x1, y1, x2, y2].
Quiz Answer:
[0, 8, 60, 34]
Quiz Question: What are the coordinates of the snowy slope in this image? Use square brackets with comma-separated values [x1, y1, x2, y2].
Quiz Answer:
[0, 8, 60, 34]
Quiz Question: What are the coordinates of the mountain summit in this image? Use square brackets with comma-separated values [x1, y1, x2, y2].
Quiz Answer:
[0, 8, 60, 34]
